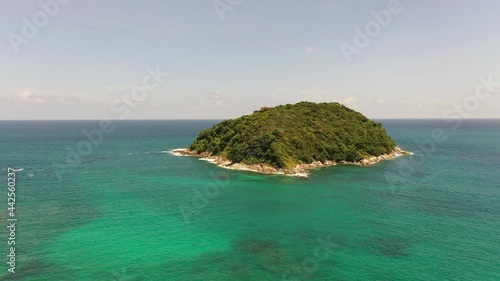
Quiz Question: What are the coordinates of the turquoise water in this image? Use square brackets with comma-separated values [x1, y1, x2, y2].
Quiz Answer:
[0, 120, 498, 280]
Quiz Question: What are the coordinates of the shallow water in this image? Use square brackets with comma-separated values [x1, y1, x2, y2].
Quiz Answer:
[0, 120, 498, 280]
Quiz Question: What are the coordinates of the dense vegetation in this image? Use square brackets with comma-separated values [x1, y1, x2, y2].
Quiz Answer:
[189, 102, 396, 169]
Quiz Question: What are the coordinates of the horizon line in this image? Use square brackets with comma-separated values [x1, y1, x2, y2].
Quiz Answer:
[1, 118, 500, 121]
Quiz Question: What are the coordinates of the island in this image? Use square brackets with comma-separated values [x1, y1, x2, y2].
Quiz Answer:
[172, 102, 412, 177]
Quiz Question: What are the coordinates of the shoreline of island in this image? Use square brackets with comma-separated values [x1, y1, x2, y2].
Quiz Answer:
[170, 147, 413, 178]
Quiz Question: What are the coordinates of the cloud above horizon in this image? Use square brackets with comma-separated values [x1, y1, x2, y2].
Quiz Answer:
[304, 47, 317, 53]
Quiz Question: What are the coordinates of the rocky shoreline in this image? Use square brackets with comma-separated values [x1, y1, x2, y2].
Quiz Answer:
[170, 147, 413, 178]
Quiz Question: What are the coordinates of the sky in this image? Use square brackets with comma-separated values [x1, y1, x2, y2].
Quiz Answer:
[1, 0, 500, 120]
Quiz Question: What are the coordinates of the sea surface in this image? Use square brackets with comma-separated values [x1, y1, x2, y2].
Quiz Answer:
[0, 120, 498, 281]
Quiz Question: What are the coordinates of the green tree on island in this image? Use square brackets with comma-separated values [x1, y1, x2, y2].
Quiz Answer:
[189, 102, 397, 169]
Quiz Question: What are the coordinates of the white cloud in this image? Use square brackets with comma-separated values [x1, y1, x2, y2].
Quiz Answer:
[343, 96, 358, 104]
[304, 46, 317, 53]
[5, 88, 86, 105]
[184, 91, 232, 109]
[275, 87, 287, 92]
[210, 92, 231, 108]
[301, 87, 334, 102]
[19, 89, 43, 103]
[52, 95, 83, 105]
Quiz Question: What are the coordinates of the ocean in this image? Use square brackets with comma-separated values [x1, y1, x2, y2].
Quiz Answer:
[0, 119, 498, 281]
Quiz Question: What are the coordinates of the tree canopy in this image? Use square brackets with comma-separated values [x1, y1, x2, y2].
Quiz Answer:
[189, 102, 396, 169]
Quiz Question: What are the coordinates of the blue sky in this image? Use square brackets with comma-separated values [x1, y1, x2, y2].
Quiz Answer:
[1, 0, 500, 119]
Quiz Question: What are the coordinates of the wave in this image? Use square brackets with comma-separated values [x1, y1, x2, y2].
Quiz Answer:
[199, 158, 217, 164]
[168, 148, 189, 156]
